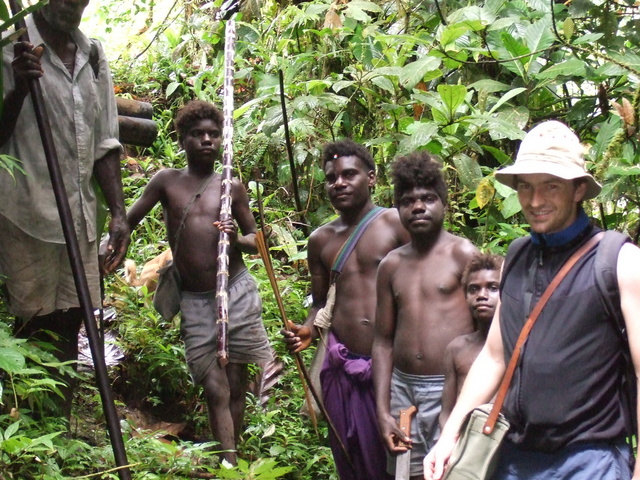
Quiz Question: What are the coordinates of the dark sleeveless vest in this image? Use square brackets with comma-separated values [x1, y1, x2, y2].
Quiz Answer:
[500, 225, 627, 452]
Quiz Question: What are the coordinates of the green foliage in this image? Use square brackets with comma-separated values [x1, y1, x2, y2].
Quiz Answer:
[3, 0, 640, 476]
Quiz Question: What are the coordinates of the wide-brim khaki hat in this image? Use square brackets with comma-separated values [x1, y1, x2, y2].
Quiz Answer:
[495, 120, 601, 200]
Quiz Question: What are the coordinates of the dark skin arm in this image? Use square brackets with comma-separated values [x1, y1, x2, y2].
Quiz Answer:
[281, 228, 328, 353]
[224, 178, 258, 255]
[95, 148, 129, 274]
[0, 42, 44, 147]
[438, 342, 458, 431]
[372, 251, 411, 453]
[126, 169, 167, 232]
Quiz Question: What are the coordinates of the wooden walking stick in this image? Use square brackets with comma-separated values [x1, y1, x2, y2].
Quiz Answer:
[215, 18, 237, 368]
[6, 2, 131, 479]
[253, 176, 354, 468]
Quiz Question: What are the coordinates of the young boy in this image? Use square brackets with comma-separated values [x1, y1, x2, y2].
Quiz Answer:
[126, 100, 272, 464]
[372, 152, 478, 480]
[438, 254, 503, 429]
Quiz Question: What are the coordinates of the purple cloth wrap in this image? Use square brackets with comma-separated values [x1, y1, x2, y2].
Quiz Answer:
[320, 330, 393, 480]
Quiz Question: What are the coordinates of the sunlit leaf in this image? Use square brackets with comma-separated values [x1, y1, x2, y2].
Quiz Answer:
[437, 84, 467, 119]
[535, 58, 586, 79]
[453, 153, 483, 189]
[399, 57, 441, 90]
[476, 177, 495, 209]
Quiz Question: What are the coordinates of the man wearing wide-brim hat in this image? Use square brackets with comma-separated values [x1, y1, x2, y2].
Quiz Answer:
[425, 120, 640, 480]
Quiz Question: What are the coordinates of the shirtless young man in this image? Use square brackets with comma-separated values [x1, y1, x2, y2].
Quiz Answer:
[282, 139, 409, 479]
[126, 101, 271, 464]
[372, 151, 478, 480]
[438, 254, 502, 429]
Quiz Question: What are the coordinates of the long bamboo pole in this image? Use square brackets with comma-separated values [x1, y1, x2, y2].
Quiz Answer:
[6, 2, 131, 478]
[215, 19, 237, 368]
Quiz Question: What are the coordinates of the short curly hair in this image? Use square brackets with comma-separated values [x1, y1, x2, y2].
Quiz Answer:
[174, 100, 224, 139]
[391, 151, 447, 206]
[461, 254, 504, 293]
[322, 139, 376, 172]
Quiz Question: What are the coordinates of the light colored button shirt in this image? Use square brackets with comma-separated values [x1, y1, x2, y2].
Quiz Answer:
[0, 15, 121, 243]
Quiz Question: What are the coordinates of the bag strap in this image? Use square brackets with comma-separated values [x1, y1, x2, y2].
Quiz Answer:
[483, 231, 604, 434]
[330, 206, 385, 281]
[172, 173, 216, 259]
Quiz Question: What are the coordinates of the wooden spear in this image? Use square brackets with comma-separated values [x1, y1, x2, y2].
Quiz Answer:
[253, 176, 354, 468]
[215, 19, 237, 368]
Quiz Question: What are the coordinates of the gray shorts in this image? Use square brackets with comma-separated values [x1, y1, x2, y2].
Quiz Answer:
[179, 269, 272, 384]
[0, 214, 100, 318]
[388, 368, 444, 476]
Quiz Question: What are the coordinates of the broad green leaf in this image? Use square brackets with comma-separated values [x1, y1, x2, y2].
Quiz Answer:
[0, 2, 8, 21]
[1, 436, 30, 455]
[535, 58, 586, 79]
[448, 5, 496, 25]
[499, 32, 530, 78]
[3, 420, 21, 441]
[405, 122, 439, 149]
[344, 3, 372, 23]
[0, 346, 25, 373]
[482, 145, 512, 165]
[571, 33, 604, 45]
[488, 16, 522, 31]
[437, 84, 467, 118]
[431, 106, 448, 125]
[453, 153, 483, 189]
[372, 66, 404, 77]
[591, 116, 622, 160]
[165, 81, 181, 98]
[610, 52, 640, 72]
[269, 223, 299, 259]
[332, 80, 355, 93]
[349, 0, 382, 13]
[469, 79, 511, 93]
[494, 179, 516, 197]
[484, 115, 527, 141]
[488, 87, 527, 114]
[370, 75, 395, 94]
[500, 191, 522, 218]
[399, 57, 441, 90]
[526, 0, 551, 12]
[439, 24, 471, 47]
[27, 432, 61, 451]
[605, 165, 640, 178]
[476, 177, 495, 209]
[524, 17, 554, 58]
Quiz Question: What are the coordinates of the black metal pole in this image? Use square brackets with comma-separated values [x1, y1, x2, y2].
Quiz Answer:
[7, 2, 131, 479]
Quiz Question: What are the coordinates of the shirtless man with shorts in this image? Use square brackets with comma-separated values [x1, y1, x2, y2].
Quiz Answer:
[126, 100, 271, 464]
[282, 139, 409, 479]
[372, 151, 478, 480]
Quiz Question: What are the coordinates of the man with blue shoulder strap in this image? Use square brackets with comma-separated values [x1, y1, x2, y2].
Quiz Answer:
[424, 121, 640, 480]
[283, 138, 409, 479]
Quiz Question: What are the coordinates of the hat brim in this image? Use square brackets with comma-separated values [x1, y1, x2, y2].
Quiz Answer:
[495, 160, 602, 200]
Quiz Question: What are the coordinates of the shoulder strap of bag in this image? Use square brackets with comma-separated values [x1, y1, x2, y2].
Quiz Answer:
[330, 206, 385, 280]
[172, 173, 216, 259]
[483, 231, 604, 434]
